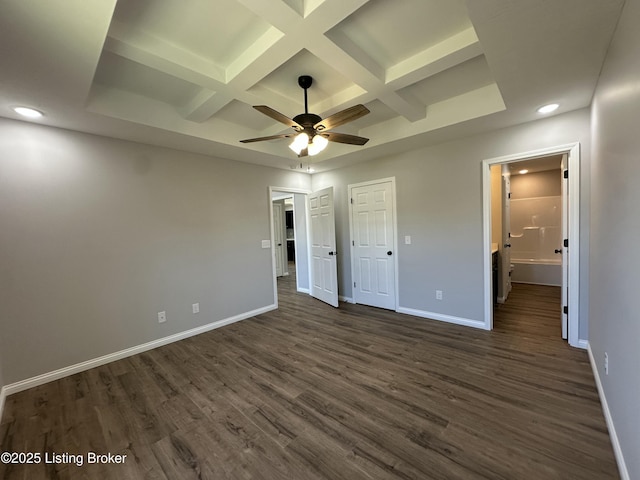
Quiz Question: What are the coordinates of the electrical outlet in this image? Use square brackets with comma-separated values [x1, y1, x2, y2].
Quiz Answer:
[604, 352, 609, 375]
[436, 290, 443, 300]
[158, 311, 166, 323]
[192, 303, 200, 314]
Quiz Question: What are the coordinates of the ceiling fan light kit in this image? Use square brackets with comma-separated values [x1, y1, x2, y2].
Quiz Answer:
[240, 75, 370, 157]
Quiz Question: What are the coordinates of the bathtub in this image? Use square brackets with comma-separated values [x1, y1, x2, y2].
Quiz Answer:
[511, 257, 562, 286]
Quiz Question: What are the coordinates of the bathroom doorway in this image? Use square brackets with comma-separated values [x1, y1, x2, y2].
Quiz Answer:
[482, 143, 580, 347]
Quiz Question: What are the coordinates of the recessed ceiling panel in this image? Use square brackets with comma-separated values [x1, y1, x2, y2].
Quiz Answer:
[215, 100, 279, 131]
[248, 49, 358, 111]
[329, 0, 472, 69]
[93, 52, 202, 108]
[112, 0, 273, 67]
[399, 56, 495, 107]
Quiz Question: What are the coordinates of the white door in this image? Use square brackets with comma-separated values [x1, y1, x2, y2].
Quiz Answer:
[273, 201, 286, 277]
[308, 186, 339, 307]
[501, 166, 512, 302]
[561, 154, 569, 339]
[350, 181, 396, 310]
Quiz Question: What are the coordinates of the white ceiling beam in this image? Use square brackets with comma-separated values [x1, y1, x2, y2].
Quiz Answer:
[386, 27, 483, 89]
[105, 24, 226, 90]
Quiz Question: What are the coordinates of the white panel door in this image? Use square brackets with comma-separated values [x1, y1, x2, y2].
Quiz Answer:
[308, 187, 338, 307]
[561, 154, 569, 339]
[273, 202, 285, 277]
[351, 181, 396, 310]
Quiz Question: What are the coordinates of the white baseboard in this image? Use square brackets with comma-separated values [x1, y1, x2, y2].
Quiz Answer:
[339, 295, 354, 304]
[396, 307, 488, 330]
[297, 287, 310, 294]
[577, 338, 589, 350]
[1, 304, 276, 401]
[587, 342, 630, 480]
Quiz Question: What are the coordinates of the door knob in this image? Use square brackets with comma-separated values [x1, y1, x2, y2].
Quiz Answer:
[554, 249, 562, 254]
[504, 243, 511, 248]
[328, 251, 337, 256]
[387, 251, 393, 255]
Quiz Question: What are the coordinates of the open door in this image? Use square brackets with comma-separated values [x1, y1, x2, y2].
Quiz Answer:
[308, 186, 339, 307]
[272, 200, 286, 277]
[501, 165, 512, 302]
[561, 154, 569, 339]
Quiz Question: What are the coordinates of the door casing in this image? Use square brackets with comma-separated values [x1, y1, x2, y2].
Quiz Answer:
[482, 143, 581, 348]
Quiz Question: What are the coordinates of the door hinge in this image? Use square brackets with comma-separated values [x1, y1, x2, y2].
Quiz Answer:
[564, 170, 569, 179]
[564, 238, 569, 248]
[563, 306, 568, 315]
[508, 232, 512, 238]
[354, 282, 356, 288]
[352, 240, 355, 246]
[508, 192, 512, 199]
[350, 197, 353, 204]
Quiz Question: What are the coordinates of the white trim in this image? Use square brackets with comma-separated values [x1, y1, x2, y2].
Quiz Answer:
[587, 343, 630, 480]
[511, 281, 561, 287]
[339, 295, 355, 304]
[297, 287, 310, 294]
[347, 177, 399, 310]
[1, 304, 275, 398]
[397, 307, 487, 330]
[577, 338, 588, 350]
[482, 143, 581, 345]
[0, 386, 6, 421]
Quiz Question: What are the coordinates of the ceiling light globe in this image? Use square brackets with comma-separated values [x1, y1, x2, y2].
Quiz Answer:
[289, 132, 309, 154]
[308, 135, 328, 156]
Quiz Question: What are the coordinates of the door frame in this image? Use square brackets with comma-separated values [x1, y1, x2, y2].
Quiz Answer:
[348, 177, 400, 310]
[481, 143, 581, 347]
[268, 186, 311, 307]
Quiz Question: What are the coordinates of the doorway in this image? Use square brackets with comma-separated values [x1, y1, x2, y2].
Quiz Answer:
[482, 143, 580, 347]
[270, 188, 311, 305]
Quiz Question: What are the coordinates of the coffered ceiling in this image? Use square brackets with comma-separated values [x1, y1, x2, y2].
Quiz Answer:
[0, 0, 625, 172]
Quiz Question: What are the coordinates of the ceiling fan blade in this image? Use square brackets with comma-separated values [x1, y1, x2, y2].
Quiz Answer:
[239, 134, 293, 143]
[298, 148, 308, 158]
[324, 132, 369, 146]
[253, 105, 302, 130]
[314, 104, 370, 132]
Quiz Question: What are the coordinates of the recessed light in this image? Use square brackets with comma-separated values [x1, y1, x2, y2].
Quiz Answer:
[13, 106, 44, 118]
[519, 169, 529, 174]
[537, 103, 559, 114]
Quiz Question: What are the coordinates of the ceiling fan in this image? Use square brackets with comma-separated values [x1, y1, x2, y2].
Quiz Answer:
[240, 75, 370, 157]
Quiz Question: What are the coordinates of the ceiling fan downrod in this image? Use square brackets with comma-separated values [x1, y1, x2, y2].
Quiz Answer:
[298, 75, 312, 114]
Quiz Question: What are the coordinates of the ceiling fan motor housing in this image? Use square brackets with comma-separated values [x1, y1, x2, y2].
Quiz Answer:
[292, 113, 322, 134]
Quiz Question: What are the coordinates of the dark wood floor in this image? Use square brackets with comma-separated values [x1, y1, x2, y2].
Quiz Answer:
[0, 275, 618, 479]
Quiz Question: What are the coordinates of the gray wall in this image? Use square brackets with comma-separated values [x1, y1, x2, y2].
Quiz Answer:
[0, 118, 310, 385]
[312, 108, 591, 337]
[589, 0, 640, 476]
[510, 169, 561, 199]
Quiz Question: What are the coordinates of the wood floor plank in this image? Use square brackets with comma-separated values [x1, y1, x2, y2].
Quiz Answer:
[0, 278, 619, 479]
